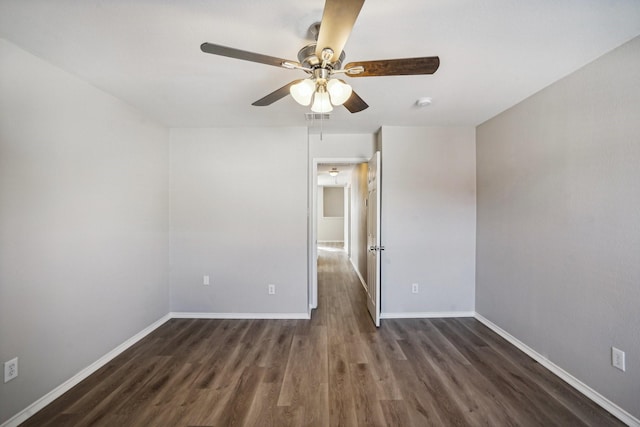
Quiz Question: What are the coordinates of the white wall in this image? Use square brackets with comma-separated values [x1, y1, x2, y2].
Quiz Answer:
[322, 186, 344, 217]
[379, 126, 476, 315]
[0, 39, 170, 424]
[317, 186, 344, 242]
[309, 133, 376, 160]
[476, 36, 640, 419]
[169, 127, 308, 315]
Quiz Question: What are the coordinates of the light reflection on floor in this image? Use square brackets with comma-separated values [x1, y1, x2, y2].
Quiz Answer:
[317, 243, 344, 253]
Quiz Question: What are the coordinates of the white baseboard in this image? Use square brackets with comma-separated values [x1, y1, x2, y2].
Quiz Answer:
[474, 313, 640, 427]
[381, 311, 475, 319]
[317, 240, 344, 243]
[1, 314, 171, 427]
[349, 257, 368, 292]
[170, 312, 310, 320]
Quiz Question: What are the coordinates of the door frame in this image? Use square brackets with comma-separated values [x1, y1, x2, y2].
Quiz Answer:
[309, 157, 368, 310]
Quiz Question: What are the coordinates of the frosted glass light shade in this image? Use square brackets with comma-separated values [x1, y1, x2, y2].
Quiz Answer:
[311, 90, 333, 113]
[290, 79, 316, 106]
[327, 79, 353, 105]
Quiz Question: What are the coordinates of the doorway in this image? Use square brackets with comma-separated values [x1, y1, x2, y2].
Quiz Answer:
[310, 159, 369, 313]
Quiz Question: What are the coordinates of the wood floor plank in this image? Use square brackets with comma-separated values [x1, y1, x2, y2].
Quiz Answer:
[303, 381, 330, 427]
[273, 405, 306, 427]
[129, 363, 202, 426]
[211, 366, 265, 427]
[358, 332, 403, 401]
[277, 333, 313, 407]
[410, 325, 516, 425]
[396, 338, 471, 425]
[74, 355, 173, 426]
[242, 382, 282, 427]
[456, 317, 623, 427]
[191, 319, 252, 389]
[19, 243, 625, 427]
[432, 318, 587, 426]
[348, 362, 388, 427]
[262, 323, 296, 384]
[379, 400, 412, 427]
[388, 359, 446, 426]
[327, 341, 359, 426]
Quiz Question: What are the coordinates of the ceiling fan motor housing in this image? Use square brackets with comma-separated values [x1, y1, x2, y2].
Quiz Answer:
[297, 43, 346, 71]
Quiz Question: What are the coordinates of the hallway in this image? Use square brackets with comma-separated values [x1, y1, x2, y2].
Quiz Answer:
[21, 246, 621, 426]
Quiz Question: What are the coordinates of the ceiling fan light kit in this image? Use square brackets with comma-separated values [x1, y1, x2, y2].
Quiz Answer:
[327, 79, 353, 105]
[290, 79, 316, 105]
[291, 73, 353, 112]
[200, 0, 440, 116]
[311, 86, 333, 113]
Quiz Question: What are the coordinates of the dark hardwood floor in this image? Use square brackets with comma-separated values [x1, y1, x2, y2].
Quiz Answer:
[21, 244, 622, 426]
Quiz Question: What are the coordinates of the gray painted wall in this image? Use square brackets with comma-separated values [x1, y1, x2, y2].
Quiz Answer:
[317, 186, 345, 242]
[476, 37, 640, 418]
[323, 187, 344, 218]
[169, 127, 308, 315]
[0, 39, 170, 424]
[380, 126, 477, 315]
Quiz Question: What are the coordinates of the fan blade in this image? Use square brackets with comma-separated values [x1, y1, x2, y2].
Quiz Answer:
[201, 43, 301, 69]
[252, 80, 303, 106]
[345, 56, 440, 77]
[315, 0, 365, 63]
[343, 90, 369, 113]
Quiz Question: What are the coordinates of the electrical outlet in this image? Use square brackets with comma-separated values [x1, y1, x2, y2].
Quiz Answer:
[268, 284, 276, 295]
[203, 275, 210, 286]
[4, 357, 18, 383]
[412, 283, 419, 294]
[612, 347, 625, 371]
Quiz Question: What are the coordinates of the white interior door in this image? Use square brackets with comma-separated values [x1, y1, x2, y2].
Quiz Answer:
[366, 151, 382, 327]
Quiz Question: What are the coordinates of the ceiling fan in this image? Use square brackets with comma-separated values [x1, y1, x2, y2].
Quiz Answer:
[200, 0, 440, 114]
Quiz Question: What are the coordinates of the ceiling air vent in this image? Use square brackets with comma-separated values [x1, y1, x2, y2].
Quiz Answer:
[305, 113, 331, 121]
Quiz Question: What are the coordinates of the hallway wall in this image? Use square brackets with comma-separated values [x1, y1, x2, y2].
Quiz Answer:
[350, 163, 369, 283]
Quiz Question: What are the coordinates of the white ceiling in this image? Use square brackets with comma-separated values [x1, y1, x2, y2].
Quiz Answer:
[1, 0, 639, 134]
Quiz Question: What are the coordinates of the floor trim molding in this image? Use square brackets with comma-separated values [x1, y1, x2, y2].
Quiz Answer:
[474, 313, 640, 427]
[170, 312, 311, 320]
[1, 314, 171, 427]
[381, 311, 475, 319]
[349, 257, 368, 292]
